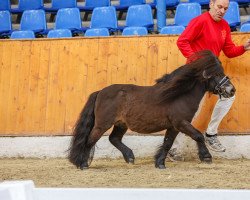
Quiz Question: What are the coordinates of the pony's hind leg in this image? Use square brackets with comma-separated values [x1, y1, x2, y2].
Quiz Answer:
[155, 127, 179, 169]
[109, 124, 135, 164]
[80, 125, 111, 169]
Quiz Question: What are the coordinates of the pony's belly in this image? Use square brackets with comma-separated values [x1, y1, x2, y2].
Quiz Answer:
[127, 120, 168, 134]
[124, 108, 170, 133]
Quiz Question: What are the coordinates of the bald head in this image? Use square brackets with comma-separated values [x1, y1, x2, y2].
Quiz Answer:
[209, 0, 229, 21]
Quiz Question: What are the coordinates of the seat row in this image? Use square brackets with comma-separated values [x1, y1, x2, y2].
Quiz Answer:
[8, 26, 180, 39]
[1, 0, 154, 13]
[0, 0, 189, 13]
[2, 0, 249, 14]
[0, 5, 155, 38]
[0, 2, 248, 38]
[8, 22, 250, 39]
[9, 27, 146, 39]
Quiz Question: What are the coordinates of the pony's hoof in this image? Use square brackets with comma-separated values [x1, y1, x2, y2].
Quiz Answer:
[128, 158, 135, 164]
[202, 158, 212, 164]
[156, 164, 166, 169]
[80, 164, 89, 170]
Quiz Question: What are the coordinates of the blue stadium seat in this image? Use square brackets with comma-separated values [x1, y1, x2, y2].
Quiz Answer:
[115, 0, 146, 20]
[166, 0, 180, 8]
[47, 29, 72, 38]
[160, 25, 185, 35]
[11, 0, 44, 14]
[20, 10, 47, 34]
[232, 0, 250, 3]
[84, 28, 110, 37]
[189, 0, 210, 8]
[90, 6, 118, 31]
[231, 0, 250, 9]
[115, 0, 146, 11]
[223, 1, 241, 30]
[10, 30, 35, 39]
[45, 0, 77, 13]
[0, 0, 11, 11]
[0, 10, 12, 37]
[55, 8, 86, 33]
[126, 4, 154, 31]
[174, 3, 201, 27]
[78, 0, 111, 11]
[150, 0, 180, 9]
[240, 23, 250, 32]
[122, 26, 148, 36]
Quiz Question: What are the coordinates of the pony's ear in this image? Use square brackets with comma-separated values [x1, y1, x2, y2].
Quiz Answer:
[202, 70, 212, 79]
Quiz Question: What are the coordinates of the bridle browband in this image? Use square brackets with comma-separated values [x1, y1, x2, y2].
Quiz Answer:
[214, 76, 230, 97]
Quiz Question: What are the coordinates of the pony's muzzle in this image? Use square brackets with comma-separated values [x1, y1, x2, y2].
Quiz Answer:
[224, 84, 236, 97]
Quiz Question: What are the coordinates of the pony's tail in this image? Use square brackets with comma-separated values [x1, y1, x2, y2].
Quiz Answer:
[68, 91, 99, 168]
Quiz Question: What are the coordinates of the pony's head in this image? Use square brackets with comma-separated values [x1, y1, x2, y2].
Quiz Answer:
[203, 72, 235, 98]
[191, 50, 236, 98]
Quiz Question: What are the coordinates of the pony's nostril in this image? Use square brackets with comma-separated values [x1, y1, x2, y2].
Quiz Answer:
[231, 88, 235, 95]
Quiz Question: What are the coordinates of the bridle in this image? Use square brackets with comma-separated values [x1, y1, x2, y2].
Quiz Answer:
[213, 76, 230, 97]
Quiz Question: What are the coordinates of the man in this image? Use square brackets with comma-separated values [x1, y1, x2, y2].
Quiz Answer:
[176, 0, 250, 152]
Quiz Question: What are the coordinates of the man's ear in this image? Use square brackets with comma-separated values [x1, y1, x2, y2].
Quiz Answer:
[209, 0, 214, 8]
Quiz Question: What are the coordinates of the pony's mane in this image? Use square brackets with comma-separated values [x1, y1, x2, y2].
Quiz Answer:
[156, 50, 224, 102]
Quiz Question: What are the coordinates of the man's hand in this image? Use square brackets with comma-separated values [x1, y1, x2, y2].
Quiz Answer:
[244, 39, 250, 51]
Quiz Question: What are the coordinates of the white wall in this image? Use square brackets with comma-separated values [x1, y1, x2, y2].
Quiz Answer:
[0, 134, 250, 159]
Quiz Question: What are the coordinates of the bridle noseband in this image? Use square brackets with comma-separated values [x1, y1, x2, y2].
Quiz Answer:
[214, 76, 230, 97]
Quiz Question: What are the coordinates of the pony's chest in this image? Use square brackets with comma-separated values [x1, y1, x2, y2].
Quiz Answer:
[168, 100, 200, 120]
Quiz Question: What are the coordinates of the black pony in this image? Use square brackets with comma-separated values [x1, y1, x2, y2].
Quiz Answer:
[69, 50, 235, 169]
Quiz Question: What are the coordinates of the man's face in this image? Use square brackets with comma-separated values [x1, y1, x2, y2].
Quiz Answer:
[209, 0, 229, 21]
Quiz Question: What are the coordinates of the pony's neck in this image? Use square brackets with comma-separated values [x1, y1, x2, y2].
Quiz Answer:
[184, 81, 207, 113]
[155, 78, 206, 103]
[191, 81, 207, 101]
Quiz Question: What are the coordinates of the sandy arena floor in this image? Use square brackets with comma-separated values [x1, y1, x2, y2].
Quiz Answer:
[0, 157, 250, 189]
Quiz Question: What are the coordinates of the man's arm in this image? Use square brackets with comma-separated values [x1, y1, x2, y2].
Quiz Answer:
[177, 18, 203, 58]
[222, 26, 246, 58]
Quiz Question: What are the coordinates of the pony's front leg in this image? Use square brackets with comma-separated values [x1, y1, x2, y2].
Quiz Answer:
[154, 127, 179, 169]
[174, 120, 212, 163]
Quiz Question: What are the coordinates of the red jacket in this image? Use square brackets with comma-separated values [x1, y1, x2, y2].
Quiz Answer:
[177, 12, 245, 60]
